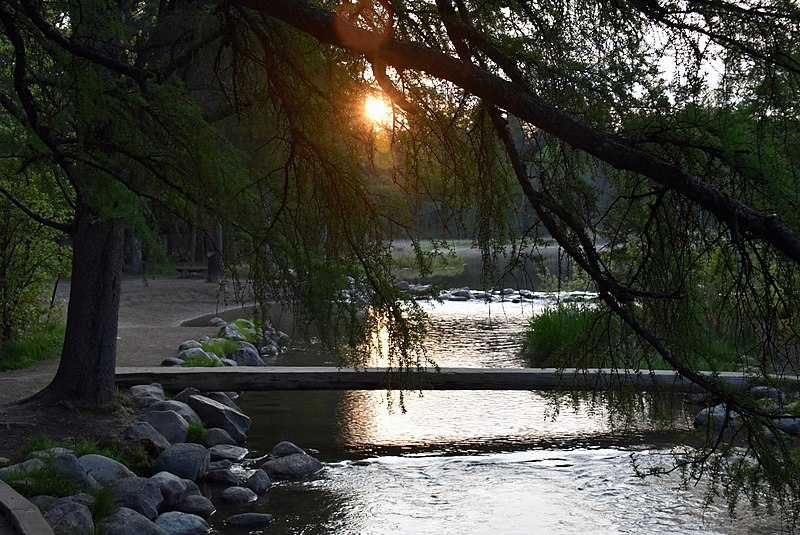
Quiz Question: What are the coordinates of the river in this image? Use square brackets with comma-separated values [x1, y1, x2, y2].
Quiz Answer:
[206, 296, 783, 534]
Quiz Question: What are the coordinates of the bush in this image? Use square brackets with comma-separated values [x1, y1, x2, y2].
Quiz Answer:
[523, 304, 605, 368]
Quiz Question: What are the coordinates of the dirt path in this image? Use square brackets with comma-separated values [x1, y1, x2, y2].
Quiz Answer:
[0, 276, 253, 457]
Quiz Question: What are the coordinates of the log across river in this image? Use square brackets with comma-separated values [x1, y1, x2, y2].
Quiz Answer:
[115, 366, 797, 393]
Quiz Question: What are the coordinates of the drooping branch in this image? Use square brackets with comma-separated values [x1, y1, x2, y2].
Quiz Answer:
[236, 0, 800, 264]
[0, 183, 73, 234]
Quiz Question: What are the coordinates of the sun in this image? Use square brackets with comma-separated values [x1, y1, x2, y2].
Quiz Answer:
[364, 95, 392, 125]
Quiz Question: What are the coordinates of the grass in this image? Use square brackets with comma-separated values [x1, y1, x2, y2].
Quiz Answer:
[391, 240, 466, 278]
[201, 337, 238, 357]
[523, 304, 745, 372]
[183, 354, 224, 367]
[0, 321, 65, 371]
[186, 422, 207, 444]
[19, 436, 154, 475]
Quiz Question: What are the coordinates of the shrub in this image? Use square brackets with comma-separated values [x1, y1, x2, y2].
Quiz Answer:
[0, 321, 65, 371]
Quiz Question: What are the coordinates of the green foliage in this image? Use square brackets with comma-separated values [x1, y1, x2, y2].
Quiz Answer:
[1, 464, 86, 497]
[0, 321, 65, 371]
[200, 338, 238, 357]
[182, 354, 224, 367]
[185, 422, 207, 444]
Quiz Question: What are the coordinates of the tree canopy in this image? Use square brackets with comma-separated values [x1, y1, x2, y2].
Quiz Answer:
[3, 0, 800, 518]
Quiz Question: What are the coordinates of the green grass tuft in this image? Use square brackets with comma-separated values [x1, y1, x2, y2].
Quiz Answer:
[200, 337, 238, 357]
[183, 354, 224, 367]
[0, 321, 65, 371]
[185, 422, 207, 444]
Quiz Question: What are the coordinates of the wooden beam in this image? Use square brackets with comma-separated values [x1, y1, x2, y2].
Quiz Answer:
[114, 366, 791, 393]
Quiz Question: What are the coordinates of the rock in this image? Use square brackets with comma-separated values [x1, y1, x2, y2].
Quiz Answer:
[219, 486, 257, 504]
[186, 395, 250, 443]
[225, 512, 274, 527]
[209, 317, 227, 327]
[128, 383, 166, 408]
[173, 495, 215, 518]
[694, 404, 738, 431]
[150, 400, 202, 425]
[203, 469, 243, 486]
[774, 417, 800, 435]
[245, 469, 271, 495]
[154, 443, 210, 481]
[208, 459, 234, 471]
[208, 444, 248, 462]
[178, 348, 211, 361]
[179, 340, 203, 351]
[451, 288, 472, 299]
[229, 342, 266, 366]
[125, 421, 172, 453]
[751, 386, 785, 401]
[396, 280, 410, 291]
[45, 501, 94, 535]
[154, 512, 210, 535]
[51, 454, 100, 491]
[29, 447, 74, 459]
[220, 358, 238, 367]
[271, 441, 305, 458]
[204, 428, 237, 447]
[262, 453, 323, 481]
[217, 324, 246, 342]
[150, 471, 192, 509]
[0, 456, 9, 466]
[174, 388, 202, 404]
[100, 507, 169, 535]
[78, 454, 136, 485]
[30, 495, 59, 511]
[144, 410, 190, 444]
[161, 357, 185, 367]
[205, 392, 242, 411]
[54, 493, 95, 508]
[0, 458, 45, 477]
[111, 477, 164, 520]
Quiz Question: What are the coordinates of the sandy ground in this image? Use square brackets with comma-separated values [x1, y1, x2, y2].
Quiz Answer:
[0, 276, 253, 458]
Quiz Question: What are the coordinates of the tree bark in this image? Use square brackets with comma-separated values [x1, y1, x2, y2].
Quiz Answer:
[29, 206, 123, 406]
[206, 218, 223, 283]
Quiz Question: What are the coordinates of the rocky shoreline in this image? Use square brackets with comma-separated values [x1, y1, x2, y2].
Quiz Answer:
[0, 317, 319, 535]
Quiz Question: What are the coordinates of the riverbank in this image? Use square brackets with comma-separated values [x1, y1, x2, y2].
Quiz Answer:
[0, 277, 253, 458]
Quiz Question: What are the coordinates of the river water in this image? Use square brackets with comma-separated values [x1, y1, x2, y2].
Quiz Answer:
[209, 297, 783, 534]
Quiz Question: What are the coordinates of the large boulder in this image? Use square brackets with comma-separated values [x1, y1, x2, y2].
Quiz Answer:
[204, 428, 236, 447]
[203, 469, 243, 486]
[217, 324, 246, 342]
[261, 453, 323, 481]
[245, 469, 271, 495]
[128, 384, 166, 408]
[229, 342, 265, 367]
[143, 410, 190, 444]
[78, 454, 136, 485]
[0, 458, 45, 477]
[150, 400, 202, 425]
[154, 443, 210, 481]
[149, 471, 196, 510]
[205, 392, 242, 411]
[208, 444, 248, 462]
[100, 507, 169, 535]
[45, 500, 94, 535]
[173, 495, 215, 518]
[694, 404, 738, 431]
[775, 417, 800, 435]
[50, 454, 100, 491]
[154, 512, 210, 535]
[111, 477, 164, 520]
[186, 395, 250, 443]
[219, 486, 257, 505]
[270, 441, 305, 458]
[125, 421, 172, 453]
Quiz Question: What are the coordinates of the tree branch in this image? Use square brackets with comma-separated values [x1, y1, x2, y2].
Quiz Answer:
[0, 183, 73, 234]
[237, 0, 800, 264]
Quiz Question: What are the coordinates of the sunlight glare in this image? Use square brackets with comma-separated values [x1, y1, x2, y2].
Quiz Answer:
[365, 95, 392, 126]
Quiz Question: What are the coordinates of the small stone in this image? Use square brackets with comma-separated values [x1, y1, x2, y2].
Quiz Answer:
[161, 357, 185, 367]
[226, 512, 274, 527]
[45, 501, 94, 535]
[0, 458, 45, 478]
[128, 383, 166, 408]
[271, 441, 305, 458]
[174, 387, 202, 404]
[262, 453, 323, 481]
[203, 469, 243, 486]
[179, 340, 203, 351]
[100, 507, 169, 535]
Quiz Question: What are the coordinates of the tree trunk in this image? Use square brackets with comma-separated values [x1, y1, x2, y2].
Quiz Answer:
[206, 219, 223, 283]
[30, 209, 124, 407]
